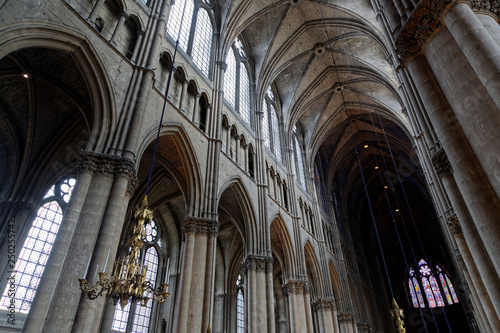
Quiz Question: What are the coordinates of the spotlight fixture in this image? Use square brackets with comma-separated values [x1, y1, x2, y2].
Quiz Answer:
[395, 209, 399, 212]
[22, 73, 29, 78]
[363, 144, 368, 149]
[375, 166, 379, 170]
[384, 185, 388, 189]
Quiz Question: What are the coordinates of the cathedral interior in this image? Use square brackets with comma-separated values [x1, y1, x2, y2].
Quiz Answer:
[1, 0, 500, 332]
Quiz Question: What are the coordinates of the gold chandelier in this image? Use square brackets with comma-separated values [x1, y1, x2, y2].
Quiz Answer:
[79, 198, 170, 308]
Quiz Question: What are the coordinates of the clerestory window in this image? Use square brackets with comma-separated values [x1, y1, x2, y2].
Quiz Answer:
[166, 0, 214, 77]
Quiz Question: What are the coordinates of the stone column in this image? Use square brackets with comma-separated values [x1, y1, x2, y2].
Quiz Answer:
[235, 135, 241, 166]
[284, 280, 313, 332]
[432, 148, 500, 329]
[110, 11, 129, 44]
[88, 0, 105, 22]
[312, 299, 337, 333]
[243, 143, 249, 173]
[41, 153, 126, 332]
[178, 80, 189, 113]
[23, 162, 94, 333]
[244, 255, 275, 333]
[407, 55, 500, 279]
[338, 313, 353, 333]
[444, 3, 500, 112]
[174, 217, 218, 333]
[192, 93, 201, 125]
[131, 30, 145, 63]
[71, 158, 137, 333]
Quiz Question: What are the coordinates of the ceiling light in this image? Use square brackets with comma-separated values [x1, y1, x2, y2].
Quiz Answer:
[22, 73, 29, 78]
[395, 209, 399, 212]
[384, 185, 388, 189]
[375, 166, 379, 170]
[363, 144, 368, 149]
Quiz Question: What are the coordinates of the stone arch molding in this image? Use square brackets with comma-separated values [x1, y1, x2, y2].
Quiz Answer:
[136, 124, 203, 217]
[0, 23, 117, 153]
[217, 176, 257, 252]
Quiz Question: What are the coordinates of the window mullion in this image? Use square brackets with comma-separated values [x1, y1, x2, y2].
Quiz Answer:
[186, 5, 198, 55]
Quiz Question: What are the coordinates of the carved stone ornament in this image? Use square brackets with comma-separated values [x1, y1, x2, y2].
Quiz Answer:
[283, 280, 309, 295]
[182, 217, 219, 236]
[311, 298, 336, 311]
[0, 201, 32, 212]
[469, 0, 500, 16]
[395, 0, 458, 68]
[79, 151, 139, 196]
[338, 312, 354, 323]
[431, 148, 453, 178]
[446, 215, 463, 236]
[243, 255, 273, 272]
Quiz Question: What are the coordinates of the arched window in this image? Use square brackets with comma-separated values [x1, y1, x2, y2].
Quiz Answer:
[224, 49, 237, 108]
[0, 177, 76, 314]
[314, 163, 325, 211]
[224, 38, 251, 126]
[111, 220, 161, 332]
[167, 0, 213, 77]
[262, 86, 281, 162]
[408, 260, 459, 308]
[291, 125, 306, 189]
[236, 274, 244, 332]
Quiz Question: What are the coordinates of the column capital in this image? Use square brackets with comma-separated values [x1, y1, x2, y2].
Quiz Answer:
[243, 255, 273, 272]
[283, 279, 309, 295]
[79, 151, 139, 196]
[395, 0, 457, 67]
[311, 298, 336, 311]
[338, 312, 354, 323]
[431, 148, 453, 178]
[182, 217, 219, 236]
[0, 200, 32, 212]
[446, 215, 463, 236]
[469, 0, 500, 17]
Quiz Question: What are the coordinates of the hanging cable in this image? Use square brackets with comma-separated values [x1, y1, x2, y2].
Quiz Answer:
[326, 1, 452, 330]
[145, 0, 189, 198]
[317, 0, 394, 299]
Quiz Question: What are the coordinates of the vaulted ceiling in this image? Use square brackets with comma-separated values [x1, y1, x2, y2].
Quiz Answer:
[215, 0, 446, 286]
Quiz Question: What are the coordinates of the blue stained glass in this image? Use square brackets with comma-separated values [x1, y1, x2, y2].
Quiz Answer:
[409, 279, 419, 308]
[422, 277, 436, 308]
[430, 276, 445, 307]
[413, 277, 425, 308]
[440, 273, 453, 305]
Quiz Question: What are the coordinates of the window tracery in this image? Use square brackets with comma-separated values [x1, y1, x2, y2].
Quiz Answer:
[167, 0, 213, 77]
[408, 260, 458, 308]
[0, 177, 76, 314]
[224, 38, 251, 125]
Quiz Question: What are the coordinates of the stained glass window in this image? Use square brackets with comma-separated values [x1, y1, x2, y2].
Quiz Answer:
[412, 277, 426, 307]
[236, 275, 244, 332]
[446, 275, 459, 303]
[262, 100, 270, 148]
[270, 105, 281, 162]
[112, 221, 161, 332]
[192, 8, 213, 76]
[239, 64, 250, 125]
[408, 260, 458, 308]
[166, 0, 213, 76]
[224, 49, 237, 108]
[131, 247, 159, 333]
[296, 137, 305, 188]
[315, 164, 325, 210]
[430, 276, 445, 307]
[409, 279, 419, 308]
[422, 277, 436, 308]
[439, 273, 453, 305]
[166, 0, 194, 51]
[0, 178, 76, 314]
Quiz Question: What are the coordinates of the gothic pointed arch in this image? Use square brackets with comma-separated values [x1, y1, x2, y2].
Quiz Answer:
[136, 124, 202, 217]
[270, 214, 296, 280]
[0, 24, 116, 153]
[304, 241, 323, 300]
